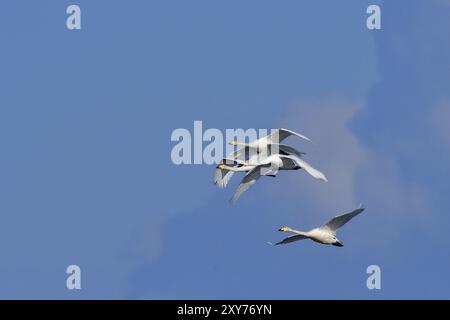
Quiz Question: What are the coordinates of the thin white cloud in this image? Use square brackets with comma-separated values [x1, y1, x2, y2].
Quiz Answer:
[265, 98, 367, 221]
[264, 97, 432, 245]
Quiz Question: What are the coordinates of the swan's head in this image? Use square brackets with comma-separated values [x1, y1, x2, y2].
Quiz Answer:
[216, 164, 226, 170]
[278, 226, 293, 232]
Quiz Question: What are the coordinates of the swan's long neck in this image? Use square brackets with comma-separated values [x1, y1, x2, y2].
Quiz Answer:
[281, 226, 307, 236]
[291, 229, 307, 236]
[218, 164, 254, 172]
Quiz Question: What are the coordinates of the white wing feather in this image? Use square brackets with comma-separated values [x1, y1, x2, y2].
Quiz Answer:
[213, 168, 235, 189]
[321, 206, 365, 233]
[279, 154, 328, 182]
[273, 234, 308, 245]
[230, 166, 264, 203]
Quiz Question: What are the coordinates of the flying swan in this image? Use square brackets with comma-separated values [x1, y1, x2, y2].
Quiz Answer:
[271, 205, 365, 247]
[218, 154, 328, 203]
[214, 128, 310, 189]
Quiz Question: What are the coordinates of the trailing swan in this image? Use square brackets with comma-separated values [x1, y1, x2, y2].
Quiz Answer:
[271, 206, 365, 247]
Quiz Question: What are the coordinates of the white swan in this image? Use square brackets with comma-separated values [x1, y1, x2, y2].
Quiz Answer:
[214, 128, 310, 188]
[218, 154, 327, 203]
[272, 206, 365, 247]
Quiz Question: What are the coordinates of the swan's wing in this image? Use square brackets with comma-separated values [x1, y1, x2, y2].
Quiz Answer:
[321, 206, 365, 233]
[265, 128, 311, 144]
[273, 234, 308, 245]
[230, 165, 265, 203]
[213, 167, 235, 188]
[279, 154, 328, 182]
[277, 144, 305, 157]
[223, 158, 247, 165]
[214, 157, 242, 188]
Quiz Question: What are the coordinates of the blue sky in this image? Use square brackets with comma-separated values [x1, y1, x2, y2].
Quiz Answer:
[0, 0, 449, 299]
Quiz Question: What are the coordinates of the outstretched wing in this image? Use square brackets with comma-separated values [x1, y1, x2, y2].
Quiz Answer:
[213, 167, 235, 189]
[278, 144, 305, 157]
[273, 234, 308, 245]
[279, 154, 328, 182]
[265, 128, 311, 144]
[213, 147, 251, 188]
[321, 205, 365, 233]
[230, 165, 267, 203]
[263, 143, 305, 157]
[214, 158, 245, 188]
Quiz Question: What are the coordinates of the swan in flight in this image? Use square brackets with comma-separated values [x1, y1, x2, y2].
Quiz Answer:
[271, 206, 365, 247]
[214, 128, 310, 189]
[218, 154, 327, 203]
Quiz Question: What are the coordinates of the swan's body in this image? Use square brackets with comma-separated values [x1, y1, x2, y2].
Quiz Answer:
[273, 206, 365, 247]
[218, 154, 327, 203]
[214, 128, 310, 188]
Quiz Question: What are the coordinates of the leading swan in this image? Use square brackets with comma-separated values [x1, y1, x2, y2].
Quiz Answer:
[214, 128, 310, 189]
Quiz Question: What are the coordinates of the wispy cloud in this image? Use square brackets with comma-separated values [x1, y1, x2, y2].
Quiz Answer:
[266, 98, 367, 220]
[266, 96, 433, 246]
